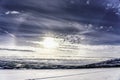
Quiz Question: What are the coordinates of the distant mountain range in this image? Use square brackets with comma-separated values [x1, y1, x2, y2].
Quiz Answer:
[83, 58, 120, 68]
[0, 58, 120, 69]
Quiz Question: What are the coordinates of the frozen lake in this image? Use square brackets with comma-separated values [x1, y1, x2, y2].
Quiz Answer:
[0, 68, 120, 80]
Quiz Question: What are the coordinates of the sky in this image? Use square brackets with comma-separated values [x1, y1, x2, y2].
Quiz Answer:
[0, 0, 120, 62]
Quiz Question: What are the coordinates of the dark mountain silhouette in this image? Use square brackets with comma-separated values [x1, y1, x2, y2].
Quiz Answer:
[0, 58, 120, 69]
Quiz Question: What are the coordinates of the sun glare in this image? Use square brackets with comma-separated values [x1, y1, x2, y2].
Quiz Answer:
[42, 37, 58, 48]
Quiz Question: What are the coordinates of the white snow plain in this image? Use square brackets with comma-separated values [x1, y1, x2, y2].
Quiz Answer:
[0, 68, 120, 80]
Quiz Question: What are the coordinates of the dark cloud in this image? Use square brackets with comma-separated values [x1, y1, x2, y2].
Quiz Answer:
[0, 48, 34, 52]
[0, 0, 120, 45]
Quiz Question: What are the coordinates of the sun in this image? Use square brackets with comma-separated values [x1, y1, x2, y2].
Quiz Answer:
[42, 37, 58, 48]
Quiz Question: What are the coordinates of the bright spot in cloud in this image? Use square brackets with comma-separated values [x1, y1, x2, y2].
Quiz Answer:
[5, 11, 20, 15]
[42, 37, 59, 49]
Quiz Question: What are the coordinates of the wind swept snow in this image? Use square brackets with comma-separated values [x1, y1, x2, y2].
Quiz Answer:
[0, 68, 120, 80]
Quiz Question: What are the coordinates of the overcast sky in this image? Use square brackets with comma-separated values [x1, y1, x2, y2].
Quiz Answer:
[0, 0, 120, 61]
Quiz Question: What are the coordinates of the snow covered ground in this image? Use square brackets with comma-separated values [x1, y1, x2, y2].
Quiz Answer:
[0, 68, 120, 80]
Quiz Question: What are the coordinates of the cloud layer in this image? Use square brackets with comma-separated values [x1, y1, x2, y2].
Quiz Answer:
[0, 0, 120, 60]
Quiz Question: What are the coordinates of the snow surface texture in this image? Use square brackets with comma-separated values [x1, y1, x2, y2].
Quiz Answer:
[0, 68, 120, 80]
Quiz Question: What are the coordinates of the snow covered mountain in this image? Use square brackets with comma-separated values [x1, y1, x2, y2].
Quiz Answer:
[0, 58, 120, 69]
[84, 58, 120, 68]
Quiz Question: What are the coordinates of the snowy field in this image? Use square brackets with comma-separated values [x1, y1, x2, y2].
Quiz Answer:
[0, 68, 120, 80]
